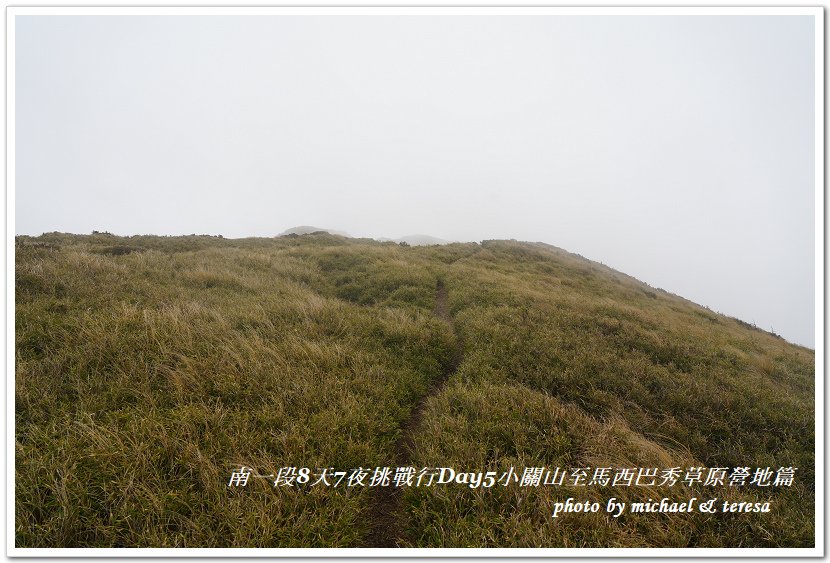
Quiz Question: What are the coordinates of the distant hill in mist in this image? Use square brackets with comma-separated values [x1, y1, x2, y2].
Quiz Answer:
[279, 225, 351, 237]
[280, 226, 450, 246]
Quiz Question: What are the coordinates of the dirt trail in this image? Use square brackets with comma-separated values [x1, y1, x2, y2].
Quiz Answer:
[363, 279, 462, 548]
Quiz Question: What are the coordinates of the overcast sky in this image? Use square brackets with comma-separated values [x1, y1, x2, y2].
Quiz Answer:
[15, 14, 816, 348]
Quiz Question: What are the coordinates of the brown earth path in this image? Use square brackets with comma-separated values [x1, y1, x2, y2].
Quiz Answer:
[363, 278, 462, 548]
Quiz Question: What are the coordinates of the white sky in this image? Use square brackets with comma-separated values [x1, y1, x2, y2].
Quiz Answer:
[15, 14, 817, 348]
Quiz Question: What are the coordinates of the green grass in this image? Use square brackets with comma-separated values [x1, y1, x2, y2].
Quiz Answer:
[15, 233, 814, 548]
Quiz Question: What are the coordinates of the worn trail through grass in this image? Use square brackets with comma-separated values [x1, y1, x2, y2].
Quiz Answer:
[16, 234, 815, 548]
[363, 278, 462, 548]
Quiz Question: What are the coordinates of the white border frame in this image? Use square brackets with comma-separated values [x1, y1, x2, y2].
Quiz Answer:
[5, 5, 824, 558]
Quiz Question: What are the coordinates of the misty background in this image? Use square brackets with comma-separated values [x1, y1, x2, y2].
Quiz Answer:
[15, 14, 816, 348]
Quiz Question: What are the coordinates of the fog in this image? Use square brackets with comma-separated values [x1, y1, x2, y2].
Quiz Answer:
[14, 13, 817, 348]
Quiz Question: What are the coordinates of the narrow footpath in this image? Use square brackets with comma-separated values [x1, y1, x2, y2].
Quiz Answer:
[363, 278, 462, 548]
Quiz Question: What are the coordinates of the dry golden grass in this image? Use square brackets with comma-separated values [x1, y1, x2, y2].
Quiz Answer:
[15, 233, 813, 547]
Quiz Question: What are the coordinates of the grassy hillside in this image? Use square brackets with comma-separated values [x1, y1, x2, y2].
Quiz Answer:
[15, 232, 814, 548]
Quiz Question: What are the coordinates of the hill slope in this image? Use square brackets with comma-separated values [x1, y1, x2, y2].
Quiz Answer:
[15, 232, 814, 548]
[278, 225, 350, 237]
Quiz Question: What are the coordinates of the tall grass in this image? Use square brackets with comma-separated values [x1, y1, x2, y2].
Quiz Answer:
[15, 233, 813, 547]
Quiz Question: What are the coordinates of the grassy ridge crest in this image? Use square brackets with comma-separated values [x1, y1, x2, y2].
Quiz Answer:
[15, 232, 813, 547]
